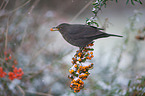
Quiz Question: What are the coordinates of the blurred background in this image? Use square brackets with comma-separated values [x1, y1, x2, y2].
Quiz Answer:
[0, 0, 145, 96]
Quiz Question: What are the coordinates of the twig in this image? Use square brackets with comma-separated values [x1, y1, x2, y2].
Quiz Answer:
[1, 0, 31, 16]
[24, 64, 52, 81]
[0, 58, 8, 64]
[9, 0, 31, 14]
[92, 0, 106, 19]
[0, 58, 5, 63]
[16, 85, 25, 96]
[26, 91, 52, 96]
[28, 0, 40, 14]
[2, 0, 9, 10]
[25, 68, 44, 80]
[28, 41, 51, 65]
[5, 19, 9, 52]
[70, 0, 93, 22]
[0, 0, 5, 9]
[20, 25, 27, 47]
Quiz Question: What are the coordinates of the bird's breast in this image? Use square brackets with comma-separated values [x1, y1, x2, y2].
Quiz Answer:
[61, 33, 92, 47]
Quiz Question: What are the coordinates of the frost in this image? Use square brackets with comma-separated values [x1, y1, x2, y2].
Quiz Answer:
[90, 17, 94, 20]
[74, 77, 80, 81]
[90, 17, 97, 21]
[95, 0, 99, 4]
[81, 62, 91, 66]
[70, 65, 76, 71]
[86, 19, 91, 23]
[9, 79, 20, 90]
[92, 8, 96, 12]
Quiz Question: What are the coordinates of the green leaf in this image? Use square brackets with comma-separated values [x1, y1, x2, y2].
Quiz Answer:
[131, 0, 135, 5]
[85, 54, 89, 57]
[92, 11, 96, 14]
[117, 89, 122, 93]
[126, 0, 129, 5]
[128, 80, 131, 87]
[88, 48, 94, 51]
[139, 0, 142, 4]
[94, 22, 99, 27]
[81, 58, 86, 62]
[134, 0, 142, 4]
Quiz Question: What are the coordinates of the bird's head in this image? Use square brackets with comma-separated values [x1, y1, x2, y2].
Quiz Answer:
[50, 23, 70, 33]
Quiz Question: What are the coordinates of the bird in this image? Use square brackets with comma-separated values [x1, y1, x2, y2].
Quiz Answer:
[50, 23, 123, 48]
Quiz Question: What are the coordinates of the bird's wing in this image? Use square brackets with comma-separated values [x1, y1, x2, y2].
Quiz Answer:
[90, 26, 104, 30]
[68, 25, 105, 38]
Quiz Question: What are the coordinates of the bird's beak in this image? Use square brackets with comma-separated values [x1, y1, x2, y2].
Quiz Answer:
[50, 27, 59, 31]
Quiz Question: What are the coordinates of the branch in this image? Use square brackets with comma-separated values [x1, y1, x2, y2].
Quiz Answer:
[70, 0, 93, 22]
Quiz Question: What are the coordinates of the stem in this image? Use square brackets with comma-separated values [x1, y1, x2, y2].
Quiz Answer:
[70, 0, 93, 22]
[5, 20, 9, 52]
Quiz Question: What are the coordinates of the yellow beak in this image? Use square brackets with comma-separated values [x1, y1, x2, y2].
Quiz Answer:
[50, 27, 59, 31]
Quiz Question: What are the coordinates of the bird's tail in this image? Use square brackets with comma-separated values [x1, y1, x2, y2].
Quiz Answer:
[108, 34, 123, 37]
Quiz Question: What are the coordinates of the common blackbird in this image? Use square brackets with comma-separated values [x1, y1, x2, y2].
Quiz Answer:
[50, 23, 123, 47]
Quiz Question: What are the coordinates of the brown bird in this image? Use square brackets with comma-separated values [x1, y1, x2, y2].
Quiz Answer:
[50, 23, 122, 48]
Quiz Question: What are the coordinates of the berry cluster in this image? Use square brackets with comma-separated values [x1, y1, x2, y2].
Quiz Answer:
[8, 66, 24, 80]
[0, 67, 7, 78]
[4, 51, 12, 61]
[68, 42, 94, 93]
[0, 50, 24, 80]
